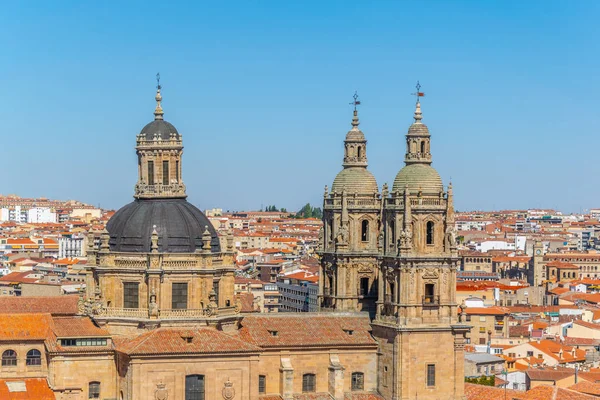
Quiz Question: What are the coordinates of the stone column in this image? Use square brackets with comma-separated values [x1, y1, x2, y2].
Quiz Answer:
[328, 354, 345, 400]
[280, 357, 294, 400]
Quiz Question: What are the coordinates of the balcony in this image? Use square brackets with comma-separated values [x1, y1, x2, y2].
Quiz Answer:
[422, 295, 440, 307]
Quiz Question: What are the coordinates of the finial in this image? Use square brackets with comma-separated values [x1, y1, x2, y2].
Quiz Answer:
[349, 91, 361, 128]
[154, 73, 164, 120]
[411, 81, 424, 123]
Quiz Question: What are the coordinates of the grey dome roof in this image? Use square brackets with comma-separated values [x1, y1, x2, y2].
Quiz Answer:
[392, 164, 443, 194]
[140, 120, 180, 141]
[332, 168, 379, 194]
[106, 199, 220, 253]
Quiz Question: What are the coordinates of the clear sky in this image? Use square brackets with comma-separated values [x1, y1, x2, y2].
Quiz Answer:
[1, 1, 599, 213]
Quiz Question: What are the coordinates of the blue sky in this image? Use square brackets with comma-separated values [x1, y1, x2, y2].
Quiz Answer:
[1, 1, 598, 213]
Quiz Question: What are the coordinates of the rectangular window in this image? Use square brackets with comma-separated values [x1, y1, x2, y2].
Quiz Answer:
[302, 374, 316, 393]
[172, 282, 188, 310]
[424, 283, 435, 303]
[426, 364, 435, 387]
[479, 327, 486, 333]
[351, 372, 364, 391]
[162, 160, 169, 185]
[123, 282, 139, 309]
[147, 161, 154, 185]
[479, 338, 486, 345]
[360, 277, 369, 296]
[88, 382, 100, 399]
[213, 280, 220, 305]
[185, 375, 205, 400]
[527, 351, 534, 357]
[258, 375, 266, 394]
[175, 160, 180, 183]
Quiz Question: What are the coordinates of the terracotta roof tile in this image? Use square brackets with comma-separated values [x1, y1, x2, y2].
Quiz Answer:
[115, 328, 261, 356]
[0, 378, 55, 400]
[519, 385, 597, 399]
[464, 383, 521, 400]
[238, 313, 376, 349]
[569, 381, 600, 396]
[51, 316, 109, 338]
[0, 313, 55, 342]
[0, 296, 78, 316]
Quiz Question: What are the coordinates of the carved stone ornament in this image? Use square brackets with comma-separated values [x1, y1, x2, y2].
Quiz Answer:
[357, 263, 373, 274]
[422, 268, 439, 280]
[77, 294, 86, 315]
[234, 298, 242, 313]
[155, 383, 168, 400]
[222, 378, 235, 400]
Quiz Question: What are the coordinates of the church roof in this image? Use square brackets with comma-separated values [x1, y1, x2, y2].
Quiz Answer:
[139, 119, 180, 141]
[238, 313, 376, 348]
[392, 163, 443, 194]
[332, 168, 379, 194]
[114, 328, 261, 356]
[107, 198, 220, 253]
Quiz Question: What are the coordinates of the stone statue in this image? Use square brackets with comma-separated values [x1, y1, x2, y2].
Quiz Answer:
[445, 225, 457, 250]
[318, 227, 324, 248]
[336, 224, 349, 244]
[377, 230, 384, 250]
[149, 288, 159, 318]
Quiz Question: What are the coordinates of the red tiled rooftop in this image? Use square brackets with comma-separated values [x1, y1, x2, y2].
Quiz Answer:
[115, 328, 261, 356]
[238, 314, 376, 349]
[0, 378, 56, 400]
[0, 296, 79, 316]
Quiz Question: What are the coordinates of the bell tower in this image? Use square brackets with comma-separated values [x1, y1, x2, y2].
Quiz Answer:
[319, 93, 382, 314]
[371, 85, 470, 400]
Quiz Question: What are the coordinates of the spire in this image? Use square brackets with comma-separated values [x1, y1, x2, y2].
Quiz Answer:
[411, 81, 425, 123]
[350, 91, 361, 129]
[154, 73, 164, 120]
[413, 100, 423, 123]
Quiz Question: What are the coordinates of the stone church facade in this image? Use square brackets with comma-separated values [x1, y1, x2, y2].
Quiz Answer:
[0, 85, 469, 400]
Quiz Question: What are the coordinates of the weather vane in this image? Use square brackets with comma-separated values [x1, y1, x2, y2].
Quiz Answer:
[350, 91, 361, 111]
[156, 72, 161, 90]
[411, 81, 425, 103]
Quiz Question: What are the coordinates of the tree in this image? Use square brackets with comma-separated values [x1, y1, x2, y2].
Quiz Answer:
[296, 203, 323, 219]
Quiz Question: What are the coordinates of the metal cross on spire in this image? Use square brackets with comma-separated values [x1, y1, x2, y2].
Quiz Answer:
[350, 91, 361, 111]
[411, 81, 425, 104]
[156, 73, 161, 90]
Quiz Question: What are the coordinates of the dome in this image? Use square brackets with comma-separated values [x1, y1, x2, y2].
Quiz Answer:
[106, 199, 220, 253]
[392, 164, 443, 194]
[345, 128, 365, 142]
[331, 168, 379, 194]
[140, 120, 180, 141]
[407, 122, 429, 136]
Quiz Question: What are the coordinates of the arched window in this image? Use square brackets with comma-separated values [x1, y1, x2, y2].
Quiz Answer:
[89, 382, 101, 399]
[361, 220, 369, 242]
[26, 349, 41, 366]
[1, 350, 16, 366]
[420, 141, 425, 154]
[426, 221, 434, 245]
[185, 375, 205, 400]
[302, 374, 316, 393]
[351, 372, 364, 391]
[357, 146, 362, 159]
